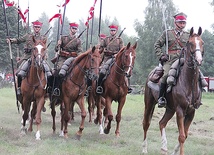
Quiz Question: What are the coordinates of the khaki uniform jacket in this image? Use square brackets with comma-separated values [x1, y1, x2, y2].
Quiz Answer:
[100, 35, 123, 64]
[55, 35, 83, 54]
[154, 29, 189, 82]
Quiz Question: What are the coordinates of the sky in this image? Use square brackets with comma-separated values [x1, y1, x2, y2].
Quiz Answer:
[12, 0, 214, 36]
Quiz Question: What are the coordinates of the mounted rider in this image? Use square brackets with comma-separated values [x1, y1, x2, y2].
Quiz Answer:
[96, 24, 133, 94]
[51, 22, 83, 96]
[7, 20, 52, 95]
[154, 12, 208, 108]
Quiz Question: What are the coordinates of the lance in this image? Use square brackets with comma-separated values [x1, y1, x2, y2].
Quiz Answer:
[51, 0, 67, 101]
[85, 25, 89, 51]
[2, 0, 20, 113]
[27, 0, 29, 33]
[17, 0, 20, 58]
[43, 26, 52, 36]
[98, 0, 103, 39]
[162, 5, 168, 54]
[89, 12, 95, 48]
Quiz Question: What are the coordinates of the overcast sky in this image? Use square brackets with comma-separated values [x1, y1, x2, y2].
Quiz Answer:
[14, 0, 214, 36]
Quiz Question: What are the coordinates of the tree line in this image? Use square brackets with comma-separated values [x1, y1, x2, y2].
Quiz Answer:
[0, 0, 214, 86]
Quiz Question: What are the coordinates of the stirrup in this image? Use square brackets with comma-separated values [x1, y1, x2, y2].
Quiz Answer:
[157, 97, 167, 108]
[96, 86, 103, 94]
[128, 87, 133, 94]
[53, 88, 60, 96]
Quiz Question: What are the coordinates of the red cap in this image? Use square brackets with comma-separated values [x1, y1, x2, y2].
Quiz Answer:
[174, 12, 187, 22]
[32, 20, 43, 27]
[109, 24, 118, 31]
[69, 22, 79, 29]
[99, 34, 106, 39]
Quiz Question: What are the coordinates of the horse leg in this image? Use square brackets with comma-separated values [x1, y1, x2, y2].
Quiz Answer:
[34, 98, 45, 140]
[69, 102, 75, 122]
[142, 97, 156, 154]
[63, 97, 71, 139]
[50, 100, 56, 134]
[94, 95, 104, 134]
[28, 101, 37, 132]
[159, 108, 175, 154]
[59, 102, 65, 137]
[104, 97, 113, 134]
[115, 97, 126, 137]
[174, 106, 187, 155]
[88, 92, 93, 122]
[76, 98, 86, 140]
[21, 99, 31, 135]
[171, 108, 195, 155]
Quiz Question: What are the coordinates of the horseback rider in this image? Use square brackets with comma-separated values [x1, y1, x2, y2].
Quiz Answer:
[7, 20, 52, 95]
[154, 12, 208, 108]
[52, 22, 83, 96]
[96, 24, 133, 94]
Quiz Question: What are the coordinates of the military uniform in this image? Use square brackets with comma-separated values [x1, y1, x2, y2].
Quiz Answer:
[15, 32, 47, 67]
[55, 34, 82, 70]
[51, 22, 83, 96]
[154, 29, 189, 83]
[96, 24, 133, 94]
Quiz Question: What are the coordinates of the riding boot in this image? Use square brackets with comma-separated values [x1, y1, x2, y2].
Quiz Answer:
[157, 83, 167, 108]
[84, 78, 92, 97]
[43, 61, 52, 78]
[47, 76, 53, 94]
[53, 76, 61, 96]
[96, 73, 105, 94]
[16, 59, 30, 78]
[127, 77, 133, 94]
[17, 76, 22, 95]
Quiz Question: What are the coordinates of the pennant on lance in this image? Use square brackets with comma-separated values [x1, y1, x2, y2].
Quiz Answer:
[49, 13, 62, 24]
[85, 0, 97, 27]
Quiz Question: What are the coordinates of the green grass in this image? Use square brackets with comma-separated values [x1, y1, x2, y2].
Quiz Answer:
[0, 88, 214, 155]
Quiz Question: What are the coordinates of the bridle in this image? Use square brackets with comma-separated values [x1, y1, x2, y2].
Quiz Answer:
[115, 49, 135, 77]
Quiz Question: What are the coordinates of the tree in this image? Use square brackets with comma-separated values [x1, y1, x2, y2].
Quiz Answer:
[133, 0, 177, 85]
[0, 1, 25, 72]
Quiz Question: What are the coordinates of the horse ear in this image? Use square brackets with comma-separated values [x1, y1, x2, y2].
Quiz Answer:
[198, 27, 202, 36]
[190, 27, 194, 36]
[126, 42, 131, 49]
[92, 46, 96, 53]
[133, 42, 137, 49]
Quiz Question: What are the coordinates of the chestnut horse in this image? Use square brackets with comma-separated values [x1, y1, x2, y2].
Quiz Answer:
[58, 46, 102, 139]
[19, 39, 47, 140]
[95, 42, 137, 136]
[142, 27, 204, 155]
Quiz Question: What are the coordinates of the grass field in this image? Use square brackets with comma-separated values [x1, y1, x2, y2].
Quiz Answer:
[0, 87, 214, 155]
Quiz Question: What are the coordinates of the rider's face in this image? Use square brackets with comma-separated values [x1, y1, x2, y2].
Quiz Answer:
[175, 21, 186, 30]
[33, 26, 41, 33]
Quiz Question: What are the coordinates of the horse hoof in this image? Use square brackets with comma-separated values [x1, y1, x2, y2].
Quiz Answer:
[75, 134, 81, 140]
[94, 118, 98, 125]
[104, 128, 110, 134]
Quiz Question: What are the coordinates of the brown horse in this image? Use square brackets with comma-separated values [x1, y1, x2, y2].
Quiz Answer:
[95, 42, 137, 136]
[142, 27, 204, 155]
[57, 46, 102, 139]
[19, 39, 47, 140]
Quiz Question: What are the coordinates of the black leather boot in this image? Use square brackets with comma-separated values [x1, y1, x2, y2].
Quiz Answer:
[84, 78, 92, 97]
[96, 73, 105, 94]
[157, 83, 167, 108]
[17, 76, 22, 95]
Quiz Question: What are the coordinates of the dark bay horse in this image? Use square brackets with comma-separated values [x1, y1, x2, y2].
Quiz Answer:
[95, 42, 137, 137]
[142, 27, 204, 155]
[58, 46, 102, 139]
[19, 39, 47, 140]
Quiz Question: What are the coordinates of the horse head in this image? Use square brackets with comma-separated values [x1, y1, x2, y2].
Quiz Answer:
[31, 38, 47, 67]
[87, 46, 102, 80]
[116, 42, 137, 77]
[187, 27, 204, 66]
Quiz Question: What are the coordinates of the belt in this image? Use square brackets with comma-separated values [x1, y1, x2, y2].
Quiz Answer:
[60, 51, 77, 58]
[168, 50, 180, 54]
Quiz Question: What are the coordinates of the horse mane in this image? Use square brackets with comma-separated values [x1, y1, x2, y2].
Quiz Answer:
[72, 48, 91, 66]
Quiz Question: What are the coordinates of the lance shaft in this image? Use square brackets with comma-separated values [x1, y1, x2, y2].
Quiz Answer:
[2, 0, 20, 113]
